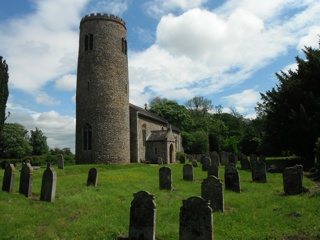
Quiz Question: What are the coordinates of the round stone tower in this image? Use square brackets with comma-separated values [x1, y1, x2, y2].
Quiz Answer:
[75, 13, 130, 164]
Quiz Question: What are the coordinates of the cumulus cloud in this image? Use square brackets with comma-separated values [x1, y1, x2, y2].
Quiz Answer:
[90, 0, 128, 16]
[222, 89, 261, 107]
[55, 74, 76, 91]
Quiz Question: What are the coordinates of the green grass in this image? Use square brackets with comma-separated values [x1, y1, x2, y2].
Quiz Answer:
[0, 163, 319, 239]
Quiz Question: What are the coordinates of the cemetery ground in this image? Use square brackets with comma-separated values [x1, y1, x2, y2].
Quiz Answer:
[1, 163, 320, 239]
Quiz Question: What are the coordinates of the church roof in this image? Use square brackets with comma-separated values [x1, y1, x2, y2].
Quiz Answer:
[147, 130, 175, 142]
[129, 103, 180, 132]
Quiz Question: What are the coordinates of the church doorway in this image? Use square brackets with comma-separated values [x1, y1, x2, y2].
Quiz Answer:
[169, 144, 174, 163]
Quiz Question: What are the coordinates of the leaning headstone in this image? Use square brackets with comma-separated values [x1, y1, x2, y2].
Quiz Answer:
[129, 191, 156, 240]
[179, 196, 213, 240]
[224, 163, 240, 193]
[157, 157, 163, 165]
[192, 160, 198, 167]
[252, 161, 267, 183]
[207, 164, 219, 178]
[240, 154, 251, 170]
[180, 156, 186, 164]
[220, 151, 228, 165]
[228, 153, 237, 165]
[57, 154, 64, 169]
[159, 166, 172, 190]
[19, 162, 33, 197]
[211, 152, 220, 167]
[87, 168, 98, 186]
[40, 163, 57, 202]
[202, 157, 211, 171]
[2, 163, 15, 193]
[283, 165, 303, 195]
[201, 175, 224, 212]
[183, 164, 194, 181]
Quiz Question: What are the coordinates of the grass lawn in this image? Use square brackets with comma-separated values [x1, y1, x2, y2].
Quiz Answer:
[0, 162, 319, 239]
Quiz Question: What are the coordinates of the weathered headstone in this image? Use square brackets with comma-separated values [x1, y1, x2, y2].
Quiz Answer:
[129, 191, 156, 240]
[201, 175, 224, 212]
[87, 167, 98, 186]
[183, 164, 194, 181]
[40, 163, 57, 202]
[228, 153, 237, 165]
[224, 163, 240, 193]
[240, 154, 251, 170]
[202, 157, 211, 171]
[250, 154, 257, 165]
[207, 164, 219, 178]
[252, 161, 267, 183]
[2, 163, 15, 193]
[57, 154, 64, 169]
[159, 166, 172, 190]
[157, 157, 163, 165]
[211, 152, 220, 167]
[220, 151, 228, 165]
[192, 160, 198, 167]
[179, 196, 213, 240]
[19, 162, 33, 197]
[283, 165, 303, 195]
[180, 156, 186, 164]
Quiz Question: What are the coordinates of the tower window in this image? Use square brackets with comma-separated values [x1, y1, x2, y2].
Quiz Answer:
[155, 147, 158, 154]
[83, 123, 92, 150]
[85, 34, 94, 51]
[142, 124, 146, 147]
[122, 38, 127, 55]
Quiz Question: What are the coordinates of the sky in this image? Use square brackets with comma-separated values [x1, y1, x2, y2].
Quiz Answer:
[0, 0, 319, 153]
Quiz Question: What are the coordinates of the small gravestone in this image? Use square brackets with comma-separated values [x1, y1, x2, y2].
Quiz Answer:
[157, 157, 163, 165]
[159, 166, 172, 190]
[19, 162, 33, 197]
[40, 163, 57, 202]
[283, 165, 303, 195]
[183, 164, 194, 181]
[220, 151, 228, 165]
[2, 163, 15, 193]
[129, 191, 156, 240]
[57, 154, 64, 169]
[224, 163, 240, 193]
[192, 160, 198, 167]
[180, 156, 186, 164]
[252, 161, 267, 183]
[228, 153, 237, 165]
[179, 196, 213, 240]
[211, 152, 220, 167]
[201, 175, 224, 212]
[240, 154, 251, 170]
[207, 164, 219, 178]
[202, 157, 211, 171]
[87, 168, 98, 186]
[250, 154, 257, 165]
[196, 154, 202, 162]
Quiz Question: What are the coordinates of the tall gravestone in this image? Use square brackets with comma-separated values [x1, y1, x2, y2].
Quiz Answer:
[180, 156, 186, 164]
[250, 154, 257, 166]
[202, 157, 211, 171]
[2, 163, 15, 193]
[207, 164, 219, 178]
[283, 165, 303, 195]
[228, 153, 237, 165]
[40, 163, 57, 202]
[211, 152, 220, 167]
[224, 163, 240, 193]
[19, 162, 33, 197]
[220, 151, 228, 165]
[87, 168, 98, 186]
[159, 166, 172, 190]
[179, 196, 213, 240]
[183, 164, 194, 181]
[57, 154, 64, 169]
[201, 175, 224, 212]
[252, 161, 267, 183]
[240, 154, 251, 170]
[129, 191, 156, 240]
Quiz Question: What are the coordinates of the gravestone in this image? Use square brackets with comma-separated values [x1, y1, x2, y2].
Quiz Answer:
[57, 154, 64, 169]
[211, 152, 220, 167]
[283, 165, 303, 195]
[224, 163, 240, 193]
[201, 175, 224, 212]
[207, 164, 219, 178]
[180, 156, 186, 164]
[183, 164, 194, 181]
[252, 161, 267, 183]
[240, 154, 251, 170]
[259, 155, 266, 162]
[159, 166, 172, 190]
[129, 191, 156, 240]
[220, 151, 228, 165]
[19, 162, 33, 197]
[250, 154, 257, 165]
[179, 196, 213, 240]
[202, 157, 211, 171]
[2, 163, 15, 193]
[228, 153, 237, 165]
[40, 163, 57, 202]
[196, 154, 202, 162]
[192, 160, 198, 167]
[87, 168, 98, 186]
[157, 157, 163, 165]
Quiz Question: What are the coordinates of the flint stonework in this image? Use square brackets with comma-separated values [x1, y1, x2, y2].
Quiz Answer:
[87, 167, 98, 186]
[19, 162, 33, 197]
[159, 166, 172, 190]
[40, 163, 57, 202]
[201, 175, 224, 212]
[2, 163, 15, 193]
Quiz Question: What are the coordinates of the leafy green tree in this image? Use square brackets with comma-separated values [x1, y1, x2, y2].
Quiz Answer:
[189, 131, 209, 154]
[149, 96, 170, 108]
[30, 128, 49, 155]
[258, 43, 320, 162]
[0, 123, 32, 158]
[0, 57, 9, 134]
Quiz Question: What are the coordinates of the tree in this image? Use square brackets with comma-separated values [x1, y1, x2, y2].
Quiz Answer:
[0, 56, 9, 134]
[0, 123, 32, 159]
[148, 96, 170, 108]
[258, 43, 320, 162]
[30, 127, 49, 155]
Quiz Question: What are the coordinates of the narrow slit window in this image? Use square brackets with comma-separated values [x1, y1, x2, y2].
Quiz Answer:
[89, 34, 93, 50]
[85, 35, 89, 51]
[83, 123, 92, 150]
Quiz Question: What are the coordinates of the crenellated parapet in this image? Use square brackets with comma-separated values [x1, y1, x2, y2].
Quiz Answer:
[80, 13, 126, 29]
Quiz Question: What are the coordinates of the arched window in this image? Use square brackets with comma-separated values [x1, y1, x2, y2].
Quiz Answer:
[142, 124, 146, 147]
[83, 123, 92, 150]
[122, 38, 127, 55]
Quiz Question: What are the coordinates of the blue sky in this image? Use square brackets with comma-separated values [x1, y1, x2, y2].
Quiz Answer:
[0, 0, 319, 153]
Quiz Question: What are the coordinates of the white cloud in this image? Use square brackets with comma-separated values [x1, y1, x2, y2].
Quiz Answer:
[91, 0, 128, 16]
[282, 63, 298, 74]
[297, 25, 320, 50]
[222, 89, 261, 107]
[55, 74, 76, 91]
[34, 92, 61, 106]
